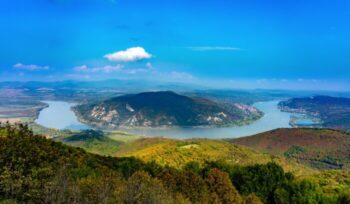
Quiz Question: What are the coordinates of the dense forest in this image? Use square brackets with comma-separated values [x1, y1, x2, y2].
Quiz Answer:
[0, 123, 349, 203]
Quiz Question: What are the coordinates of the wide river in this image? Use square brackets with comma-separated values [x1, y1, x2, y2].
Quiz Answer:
[35, 101, 90, 131]
[36, 100, 294, 139]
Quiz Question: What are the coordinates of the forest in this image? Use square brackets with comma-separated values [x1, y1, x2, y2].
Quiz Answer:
[0, 123, 349, 204]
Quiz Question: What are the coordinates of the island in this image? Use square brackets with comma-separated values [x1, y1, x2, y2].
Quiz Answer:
[72, 91, 262, 128]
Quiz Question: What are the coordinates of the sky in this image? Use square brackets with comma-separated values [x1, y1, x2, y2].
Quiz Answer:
[0, 0, 350, 90]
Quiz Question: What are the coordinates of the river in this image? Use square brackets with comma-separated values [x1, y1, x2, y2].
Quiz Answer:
[36, 100, 294, 138]
[35, 101, 90, 130]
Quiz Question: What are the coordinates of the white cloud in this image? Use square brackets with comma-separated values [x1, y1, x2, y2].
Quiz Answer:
[74, 64, 124, 73]
[13, 63, 49, 71]
[104, 47, 152, 62]
[188, 46, 240, 51]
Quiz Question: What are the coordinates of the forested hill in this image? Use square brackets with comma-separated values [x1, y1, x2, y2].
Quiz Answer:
[279, 96, 350, 131]
[73, 91, 261, 128]
[230, 128, 350, 169]
[0, 123, 349, 203]
[0, 124, 349, 203]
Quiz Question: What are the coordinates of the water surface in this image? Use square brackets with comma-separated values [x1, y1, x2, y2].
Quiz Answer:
[36, 100, 294, 138]
[36, 101, 90, 130]
[124, 101, 293, 139]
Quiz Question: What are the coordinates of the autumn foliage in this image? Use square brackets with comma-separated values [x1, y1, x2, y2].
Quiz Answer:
[0, 123, 346, 203]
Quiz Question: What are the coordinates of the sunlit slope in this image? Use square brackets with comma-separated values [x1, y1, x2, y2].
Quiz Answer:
[115, 137, 314, 175]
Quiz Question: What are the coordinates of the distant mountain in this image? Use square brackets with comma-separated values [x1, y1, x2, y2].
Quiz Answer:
[279, 96, 350, 131]
[230, 128, 350, 169]
[73, 91, 262, 128]
[0, 79, 206, 92]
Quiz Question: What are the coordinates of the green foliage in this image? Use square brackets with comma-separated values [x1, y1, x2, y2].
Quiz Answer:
[58, 129, 123, 156]
[284, 145, 306, 158]
[183, 161, 202, 175]
[0, 123, 348, 204]
[0, 123, 141, 203]
[122, 171, 174, 204]
[338, 191, 350, 204]
[202, 161, 291, 202]
[274, 179, 326, 204]
[157, 169, 211, 203]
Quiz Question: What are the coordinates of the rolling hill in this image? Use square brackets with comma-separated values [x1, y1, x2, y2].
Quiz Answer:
[73, 91, 262, 128]
[4, 124, 349, 203]
[114, 137, 314, 176]
[230, 128, 350, 169]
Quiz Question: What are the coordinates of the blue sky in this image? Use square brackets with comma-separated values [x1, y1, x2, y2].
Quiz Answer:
[0, 0, 350, 90]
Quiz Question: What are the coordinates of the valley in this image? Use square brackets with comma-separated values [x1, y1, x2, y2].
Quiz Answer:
[3, 1, 350, 202]
[1, 84, 350, 203]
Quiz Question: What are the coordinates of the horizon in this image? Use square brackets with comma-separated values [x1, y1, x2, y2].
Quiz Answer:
[1, 0, 349, 91]
[1, 78, 350, 93]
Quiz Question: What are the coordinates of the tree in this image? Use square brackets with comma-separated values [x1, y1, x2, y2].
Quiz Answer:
[123, 171, 173, 204]
[206, 168, 243, 204]
[338, 191, 350, 204]
[244, 194, 263, 204]
[157, 169, 211, 203]
[274, 179, 326, 204]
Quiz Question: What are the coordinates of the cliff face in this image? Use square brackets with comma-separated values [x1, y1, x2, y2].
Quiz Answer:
[73, 91, 261, 128]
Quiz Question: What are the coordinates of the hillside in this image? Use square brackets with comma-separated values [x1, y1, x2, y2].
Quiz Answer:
[279, 96, 350, 131]
[54, 130, 124, 156]
[3, 124, 349, 203]
[230, 128, 350, 169]
[114, 137, 314, 176]
[56, 129, 313, 176]
[73, 91, 262, 128]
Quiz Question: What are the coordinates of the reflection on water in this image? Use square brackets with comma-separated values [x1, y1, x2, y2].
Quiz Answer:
[35, 101, 90, 130]
[36, 100, 294, 138]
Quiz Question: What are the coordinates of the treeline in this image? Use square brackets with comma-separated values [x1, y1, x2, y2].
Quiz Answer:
[0, 123, 349, 204]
